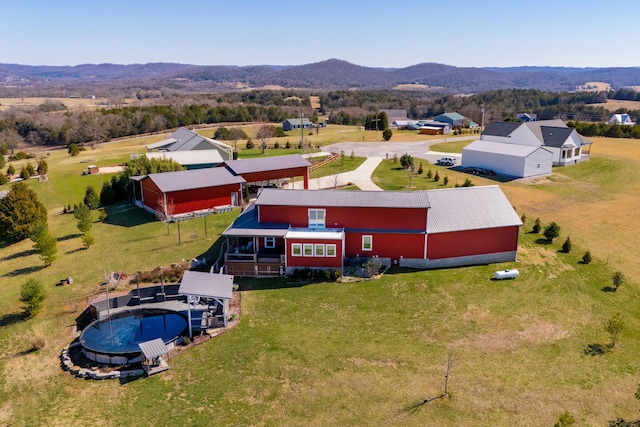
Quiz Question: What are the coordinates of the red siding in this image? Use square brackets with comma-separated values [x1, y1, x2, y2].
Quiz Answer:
[141, 177, 241, 215]
[427, 226, 520, 260]
[345, 232, 425, 260]
[259, 205, 427, 230]
[286, 238, 343, 269]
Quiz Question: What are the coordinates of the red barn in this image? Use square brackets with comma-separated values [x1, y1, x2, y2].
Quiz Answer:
[139, 168, 245, 218]
[222, 186, 522, 277]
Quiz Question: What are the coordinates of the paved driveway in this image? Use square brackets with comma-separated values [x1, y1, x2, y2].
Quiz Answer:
[322, 135, 479, 165]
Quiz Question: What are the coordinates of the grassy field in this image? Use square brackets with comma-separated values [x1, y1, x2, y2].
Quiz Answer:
[0, 97, 136, 112]
[428, 139, 475, 154]
[2, 135, 640, 425]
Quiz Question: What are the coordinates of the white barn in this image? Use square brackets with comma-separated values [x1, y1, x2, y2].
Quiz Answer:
[462, 140, 553, 178]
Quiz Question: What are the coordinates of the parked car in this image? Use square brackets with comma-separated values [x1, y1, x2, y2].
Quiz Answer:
[437, 157, 456, 166]
[465, 167, 496, 176]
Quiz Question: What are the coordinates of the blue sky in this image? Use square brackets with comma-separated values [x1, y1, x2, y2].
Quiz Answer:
[2, 0, 639, 68]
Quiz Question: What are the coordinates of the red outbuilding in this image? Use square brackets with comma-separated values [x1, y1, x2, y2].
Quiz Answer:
[224, 155, 310, 190]
[221, 185, 522, 277]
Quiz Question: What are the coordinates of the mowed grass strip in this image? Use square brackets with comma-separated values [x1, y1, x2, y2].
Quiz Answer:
[1, 135, 640, 425]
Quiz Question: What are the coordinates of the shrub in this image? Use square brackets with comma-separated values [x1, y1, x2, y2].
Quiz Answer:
[520, 213, 526, 223]
[285, 140, 291, 149]
[532, 218, 541, 233]
[543, 222, 561, 242]
[362, 258, 383, 278]
[245, 138, 254, 149]
[612, 271, 624, 291]
[36, 160, 48, 175]
[417, 162, 423, 174]
[554, 411, 576, 427]
[273, 141, 280, 149]
[382, 128, 392, 141]
[426, 169, 432, 178]
[20, 278, 47, 317]
[562, 236, 572, 253]
[81, 233, 95, 248]
[461, 178, 474, 187]
[68, 143, 80, 156]
[582, 251, 592, 264]
[0, 174, 7, 185]
[31, 334, 46, 351]
[98, 210, 108, 223]
[19, 167, 30, 180]
[443, 176, 449, 186]
[6, 163, 15, 176]
[434, 171, 440, 182]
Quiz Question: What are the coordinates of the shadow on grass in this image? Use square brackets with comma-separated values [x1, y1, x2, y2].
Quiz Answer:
[57, 233, 82, 242]
[535, 238, 552, 245]
[0, 312, 27, 328]
[583, 343, 609, 356]
[65, 247, 87, 255]
[15, 347, 38, 357]
[3, 265, 43, 277]
[601, 286, 617, 292]
[236, 277, 307, 291]
[0, 248, 36, 262]
[119, 374, 144, 385]
[104, 202, 157, 228]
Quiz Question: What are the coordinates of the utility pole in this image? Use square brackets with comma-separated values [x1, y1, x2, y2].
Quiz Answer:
[300, 104, 304, 147]
[480, 104, 485, 138]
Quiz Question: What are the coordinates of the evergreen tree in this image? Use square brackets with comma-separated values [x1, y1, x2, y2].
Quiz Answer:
[0, 182, 48, 243]
[25, 162, 35, 176]
[83, 185, 100, 210]
[543, 222, 561, 242]
[0, 154, 5, 169]
[20, 278, 47, 317]
[19, 166, 30, 180]
[434, 171, 440, 182]
[34, 231, 58, 266]
[36, 159, 48, 175]
[532, 217, 541, 233]
[6, 163, 15, 176]
[74, 203, 92, 233]
[562, 236, 572, 253]
[68, 143, 80, 156]
[582, 251, 592, 264]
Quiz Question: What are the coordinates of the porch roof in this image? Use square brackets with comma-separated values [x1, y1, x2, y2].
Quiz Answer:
[285, 228, 344, 240]
[138, 338, 169, 360]
[178, 270, 234, 300]
[222, 202, 289, 237]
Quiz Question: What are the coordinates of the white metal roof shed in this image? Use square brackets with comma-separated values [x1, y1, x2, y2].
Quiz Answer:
[178, 270, 234, 337]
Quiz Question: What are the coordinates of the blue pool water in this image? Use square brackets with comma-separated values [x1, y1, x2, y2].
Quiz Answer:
[80, 309, 187, 354]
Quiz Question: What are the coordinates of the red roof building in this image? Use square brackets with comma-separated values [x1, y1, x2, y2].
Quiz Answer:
[222, 186, 522, 277]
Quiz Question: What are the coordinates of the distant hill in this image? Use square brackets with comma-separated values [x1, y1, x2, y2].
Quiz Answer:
[1, 59, 639, 93]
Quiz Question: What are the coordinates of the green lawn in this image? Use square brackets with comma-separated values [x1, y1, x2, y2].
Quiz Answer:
[310, 156, 366, 179]
[428, 139, 475, 153]
[2, 135, 640, 426]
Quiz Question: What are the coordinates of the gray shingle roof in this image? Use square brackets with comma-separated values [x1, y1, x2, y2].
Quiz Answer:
[426, 185, 522, 233]
[225, 155, 311, 175]
[255, 188, 431, 209]
[148, 167, 245, 193]
[523, 119, 567, 142]
[482, 122, 521, 137]
[540, 126, 574, 148]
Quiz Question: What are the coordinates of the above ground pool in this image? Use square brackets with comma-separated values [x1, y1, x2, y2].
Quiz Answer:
[80, 309, 187, 361]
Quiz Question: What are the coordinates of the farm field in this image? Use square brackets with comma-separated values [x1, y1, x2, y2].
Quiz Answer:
[0, 97, 136, 111]
[1, 135, 640, 425]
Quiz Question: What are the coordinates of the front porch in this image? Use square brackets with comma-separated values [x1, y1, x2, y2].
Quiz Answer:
[224, 236, 285, 277]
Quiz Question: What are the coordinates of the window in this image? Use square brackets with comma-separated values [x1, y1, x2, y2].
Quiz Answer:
[314, 244, 324, 257]
[574, 148, 580, 157]
[264, 237, 275, 248]
[326, 244, 336, 257]
[291, 243, 302, 256]
[303, 243, 314, 256]
[562, 150, 567, 159]
[308, 209, 326, 228]
[362, 235, 372, 251]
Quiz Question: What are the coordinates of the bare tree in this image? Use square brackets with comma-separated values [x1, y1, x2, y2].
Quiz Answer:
[0, 128, 23, 154]
[405, 164, 417, 189]
[230, 127, 245, 154]
[256, 124, 274, 154]
[155, 196, 175, 235]
[329, 173, 343, 189]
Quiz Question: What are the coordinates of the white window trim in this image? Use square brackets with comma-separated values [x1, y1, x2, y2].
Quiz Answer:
[362, 235, 373, 251]
[264, 236, 275, 248]
[291, 243, 302, 257]
[314, 244, 324, 257]
[326, 244, 336, 257]
[308, 208, 326, 229]
[303, 243, 314, 257]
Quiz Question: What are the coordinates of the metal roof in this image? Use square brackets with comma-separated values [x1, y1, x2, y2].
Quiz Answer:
[463, 140, 546, 157]
[283, 118, 313, 126]
[224, 155, 310, 175]
[145, 150, 224, 166]
[435, 112, 466, 121]
[178, 270, 234, 300]
[426, 185, 522, 233]
[138, 338, 169, 359]
[147, 167, 245, 193]
[285, 228, 345, 240]
[255, 188, 431, 209]
[146, 137, 177, 150]
[222, 202, 290, 237]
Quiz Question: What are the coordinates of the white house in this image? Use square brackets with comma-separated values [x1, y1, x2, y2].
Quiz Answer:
[478, 120, 592, 166]
[608, 114, 635, 126]
[462, 140, 553, 178]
